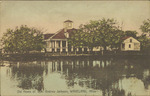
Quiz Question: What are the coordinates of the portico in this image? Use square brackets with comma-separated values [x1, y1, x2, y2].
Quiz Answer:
[46, 40, 68, 52]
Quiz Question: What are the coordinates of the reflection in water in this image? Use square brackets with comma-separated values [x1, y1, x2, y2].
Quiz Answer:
[7, 61, 48, 91]
[2, 58, 150, 96]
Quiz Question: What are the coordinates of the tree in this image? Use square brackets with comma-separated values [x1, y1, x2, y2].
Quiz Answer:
[137, 34, 150, 52]
[1, 25, 44, 53]
[139, 19, 150, 53]
[124, 30, 138, 38]
[91, 18, 124, 51]
[69, 18, 124, 52]
[68, 28, 87, 54]
[140, 19, 150, 36]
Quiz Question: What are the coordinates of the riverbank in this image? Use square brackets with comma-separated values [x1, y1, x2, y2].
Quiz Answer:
[0, 51, 150, 61]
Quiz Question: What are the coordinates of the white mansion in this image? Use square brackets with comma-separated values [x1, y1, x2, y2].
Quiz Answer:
[44, 20, 87, 53]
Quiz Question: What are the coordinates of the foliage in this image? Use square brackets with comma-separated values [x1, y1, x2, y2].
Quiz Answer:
[140, 19, 150, 35]
[138, 19, 150, 53]
[137, 34, 150, 52]
[68, 29, 86, 48]
[1, 25, 44, 53]
[124, 30, 138, 38]
[69, 18, 124, 51]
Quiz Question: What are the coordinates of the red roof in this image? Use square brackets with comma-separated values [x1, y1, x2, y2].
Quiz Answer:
[51, 28, 77, 39]
[44, 33, 54, 40]
[121, 36, 131, 40]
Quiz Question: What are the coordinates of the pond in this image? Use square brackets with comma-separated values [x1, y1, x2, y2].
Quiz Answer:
[1, 57, 150, 96]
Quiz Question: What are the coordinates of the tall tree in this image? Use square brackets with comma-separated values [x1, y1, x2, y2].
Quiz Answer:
[68, 28, 88, 54]
[1, 25, 44, 53]
[94, 19, 124, 50]
[69, 18, 124, 52]
[140, 19, 150, 36]
[139, 19, 150, 53]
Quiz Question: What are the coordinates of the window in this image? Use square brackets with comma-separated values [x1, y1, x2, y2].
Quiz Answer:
[130, 39, 132, 42]
[129, 44, 131, 48]
[62, 41, 66, 47]
[122, 43, 125, 48]
[68, 23, 71, 26]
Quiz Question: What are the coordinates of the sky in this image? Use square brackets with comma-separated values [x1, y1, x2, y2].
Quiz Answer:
[0, 1, 150, 38]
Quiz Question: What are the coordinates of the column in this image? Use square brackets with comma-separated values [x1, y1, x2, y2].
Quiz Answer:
[49, 41, 52, 52]
[66, 41, 68, 52]
[55, 41, 57, 52]
[87, 47, 90, 54]
[82, 48, 84, 52]
[46, 42, 48, 52]
[71, 46, 73, 52]
[87, 47, 90, 51]
[49, 41, 51, 48]
[60, 40, 62, 52]
[77, 48, 79, 51]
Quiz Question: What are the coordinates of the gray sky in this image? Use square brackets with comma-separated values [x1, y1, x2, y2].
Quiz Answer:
[0, 1, 150, 38]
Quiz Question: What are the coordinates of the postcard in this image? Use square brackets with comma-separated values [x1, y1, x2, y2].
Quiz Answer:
[0, 1, 150, 96]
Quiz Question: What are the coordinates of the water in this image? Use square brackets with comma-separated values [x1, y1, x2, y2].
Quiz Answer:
[1, 57, 150, 96]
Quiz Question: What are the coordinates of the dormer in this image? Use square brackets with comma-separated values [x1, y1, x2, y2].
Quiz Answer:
[64, 32, 69, 38]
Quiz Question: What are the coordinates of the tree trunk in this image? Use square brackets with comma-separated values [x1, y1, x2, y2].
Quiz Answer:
[102, 46, 107, 55]
[44, 48, 47, 53]
[104, 46, 107, 51]
[90, 48, 93, 54]
[75, 48, 77, 55]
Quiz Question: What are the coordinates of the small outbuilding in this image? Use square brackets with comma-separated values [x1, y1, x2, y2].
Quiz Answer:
[121, 36, 140, 51]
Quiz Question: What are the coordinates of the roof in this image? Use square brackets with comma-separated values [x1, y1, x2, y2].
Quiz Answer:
[121, 36, 131, 40]
[121, 36, 140, 43]
[51, 28, 77, 39]
[44, 33, 54, 40]
[64, 20, 73, 23]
